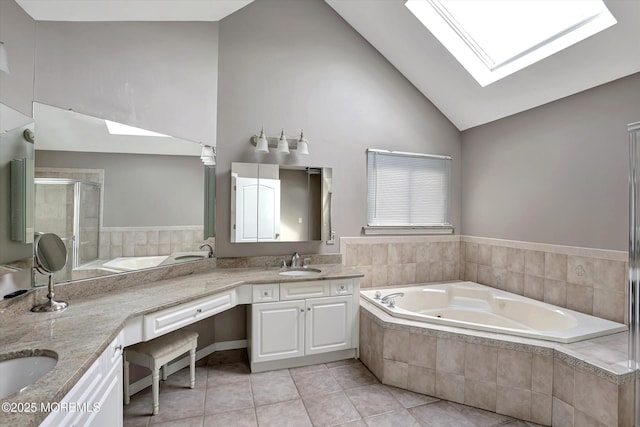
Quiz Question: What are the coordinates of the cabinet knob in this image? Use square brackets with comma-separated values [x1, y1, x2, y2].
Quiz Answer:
[196, 308, 202, 314]
[340, 285, 345, 290]
[114, 345, 122, 354]
[264, 291, 269, 296]
[307, 307, 311, 311]
[300, 308, 304, 313]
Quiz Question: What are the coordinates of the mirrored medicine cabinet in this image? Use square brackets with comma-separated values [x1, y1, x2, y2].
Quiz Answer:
[230, 162, 332, 243]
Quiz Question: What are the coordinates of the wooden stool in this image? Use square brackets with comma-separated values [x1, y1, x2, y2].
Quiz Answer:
[123, 329, 198, 415]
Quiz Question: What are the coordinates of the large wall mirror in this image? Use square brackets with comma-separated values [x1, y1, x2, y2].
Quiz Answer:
[31, 102, 216, 285]
[231, 162, 332, 243]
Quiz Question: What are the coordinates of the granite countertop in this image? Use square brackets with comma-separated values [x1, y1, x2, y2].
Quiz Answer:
[0, 264, 363, 427]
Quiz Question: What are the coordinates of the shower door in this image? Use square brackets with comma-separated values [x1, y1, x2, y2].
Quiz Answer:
[34, 178, 101, 282]
[628, 121, 640, 425]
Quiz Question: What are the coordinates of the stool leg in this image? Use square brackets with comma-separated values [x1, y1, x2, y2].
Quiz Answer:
[189, 348, 196, 389]
[152, 368, 160, 415]
[123, 359, 130, 405]
[161, 364, 167, 381]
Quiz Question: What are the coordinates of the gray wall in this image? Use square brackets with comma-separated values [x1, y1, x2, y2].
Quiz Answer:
[216, 0, 461, 257]
[0, 0, 35, 117]
[34, 21, 218, 145]
[35, 151, 204, 227]
[461, 72, 640, 251]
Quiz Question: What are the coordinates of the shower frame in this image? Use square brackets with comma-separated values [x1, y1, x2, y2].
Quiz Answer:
[628, 121, 640, 425]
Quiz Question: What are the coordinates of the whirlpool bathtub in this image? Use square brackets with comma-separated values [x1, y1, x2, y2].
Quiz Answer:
[360, 281, 626, 343]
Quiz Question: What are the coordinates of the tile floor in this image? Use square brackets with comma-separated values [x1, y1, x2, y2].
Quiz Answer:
[123, 350, 543, 427]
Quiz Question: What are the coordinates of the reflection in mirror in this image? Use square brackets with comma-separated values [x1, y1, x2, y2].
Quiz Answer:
[32, 232, 68, 312]
[231, 162, 332, 243]
[0, 103, 34, 297]
[32, 102, 215, 285]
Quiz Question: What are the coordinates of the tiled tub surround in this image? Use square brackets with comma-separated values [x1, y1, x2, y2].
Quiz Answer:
[0, 261, 361, 426]
[98, 226, 206, 259]
[360, 300, 634, 426]
[342, 235, 629, 324]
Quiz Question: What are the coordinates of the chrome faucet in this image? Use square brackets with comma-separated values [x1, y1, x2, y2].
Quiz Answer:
[380, 292, 405, 308]
[291, 252, 300, 268]
[199, 243, 214, 258]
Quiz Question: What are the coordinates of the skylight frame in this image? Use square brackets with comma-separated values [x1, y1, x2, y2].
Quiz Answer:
[405, 0, 617, 87]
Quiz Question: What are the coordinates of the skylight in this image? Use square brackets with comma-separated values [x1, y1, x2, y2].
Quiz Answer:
[104, 120, 169, 137]
[405, 0, 617, 86]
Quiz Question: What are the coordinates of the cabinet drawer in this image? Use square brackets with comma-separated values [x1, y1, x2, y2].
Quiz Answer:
[104, 331, 124, 369]
[280, 281, 330, 301]
[330, 279, 353, 296]
[143, 291, 236, 340]
[253, 284, 279, 303]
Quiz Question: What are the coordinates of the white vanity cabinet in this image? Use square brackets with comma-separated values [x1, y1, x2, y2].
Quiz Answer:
[249, 279, 359, 371]
[41, 331, 124, 427]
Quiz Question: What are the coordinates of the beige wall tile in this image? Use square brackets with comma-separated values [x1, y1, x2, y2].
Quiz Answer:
[593, 289, 625, 323]
[594, 259, 625, 293]
[402, 243, 417, 264]
[372, 243, 389, 265]
[435, 372, 465, 404]
[478, 245, 492, 266]
[402, 264, 417, 284]
[383, 329, 410, 363]
[407, 365, 435, 396]
[618, 380, 634, 427]
[359, 266, 373, 288]
[524, 275, 544, 301]
[497, 348, 532, 389]
[496, 385, 531, 421]
[443, 242, 458, 262]
[524, 250, 545, 277]
[416, 263, 429, 283]
[466, 243, 478, 264]
[544, 279, 567, 307]
[506, 272, 524, 295]
[428, 243, 443, 263]
[436, 338, 465, 375]
[345, 244, 358, 266]
[566, 283, 593, 315]
[493, 268, 507, 290]
[356, 244, 373, 266]
[492, 246, 508, 269]
[531, 392, 552, 426]
[553, 358, 574, 406]
[389, 244, 403, 264]
[464, 379, 497, 412]
[383, 360, 408, 389]
[442, 262, 458, 281]
[477, 265, 493, 286]
[408, 334, 437, 369]
[552, 397, 574, 427]
[465, 343, 497, 382]
[387, 265, 404, 286]
[566, 255, 594, 287]
[416, 244, 430, 264]
[372, 265, 388, 287]
[428, 262, 443, 282]
[531, 354, 552, 395]
[573, 410, 605, 427]
[545, 253, 567, 281]
[506, 248, 525, 273]
[465, 263, 478, 282]
[574, 370, 618, 426]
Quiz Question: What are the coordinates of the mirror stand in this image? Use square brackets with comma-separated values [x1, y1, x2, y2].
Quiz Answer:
[31, 274, 68, 312]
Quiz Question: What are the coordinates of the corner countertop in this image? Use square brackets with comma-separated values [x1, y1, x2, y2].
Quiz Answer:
[0, 264, 363, 427]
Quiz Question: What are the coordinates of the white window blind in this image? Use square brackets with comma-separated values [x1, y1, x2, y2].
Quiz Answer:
[367, 149, 451, 227]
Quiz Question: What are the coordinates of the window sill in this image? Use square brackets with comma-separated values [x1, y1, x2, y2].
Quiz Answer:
[362, 225, 455, 235]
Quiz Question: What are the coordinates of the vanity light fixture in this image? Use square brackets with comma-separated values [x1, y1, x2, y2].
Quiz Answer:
[249, 128, 310, 155]
[0, 42, 9, 74]
[200, 145, 216, 166]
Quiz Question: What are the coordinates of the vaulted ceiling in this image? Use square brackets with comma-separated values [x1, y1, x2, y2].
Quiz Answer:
[15, 0, 640, 130]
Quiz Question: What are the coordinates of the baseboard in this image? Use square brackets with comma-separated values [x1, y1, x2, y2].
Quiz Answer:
[128, 339, 247, 396]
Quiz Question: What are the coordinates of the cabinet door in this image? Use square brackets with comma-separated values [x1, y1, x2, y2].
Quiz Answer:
[305, 296, 352, 355]
[251, 300, 305, 362]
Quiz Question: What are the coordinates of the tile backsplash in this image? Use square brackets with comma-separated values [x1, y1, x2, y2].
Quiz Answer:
[342, 235, 628, 324]
[98, 226, 205, 259]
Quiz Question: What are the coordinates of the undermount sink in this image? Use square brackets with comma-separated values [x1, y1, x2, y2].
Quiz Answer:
[0, 351, 58, 399]
[279, 268, 322, 277]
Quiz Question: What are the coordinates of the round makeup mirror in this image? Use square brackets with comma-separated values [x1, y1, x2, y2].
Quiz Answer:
[32, 233, 68, 312]
[34, 233, 67, 274]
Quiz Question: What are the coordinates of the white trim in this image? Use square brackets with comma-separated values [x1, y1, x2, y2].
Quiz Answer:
[127, 339, 247, 396]
[362, 225, 454, 235]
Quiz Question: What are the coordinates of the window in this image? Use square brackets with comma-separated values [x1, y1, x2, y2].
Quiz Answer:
[366, 149, 452, 234]
[405, 0, 616, 86]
